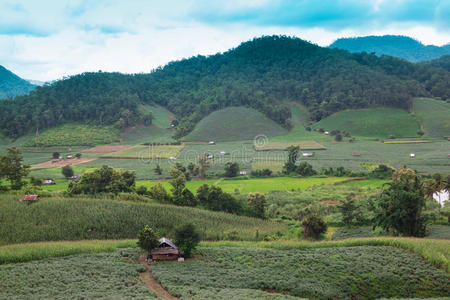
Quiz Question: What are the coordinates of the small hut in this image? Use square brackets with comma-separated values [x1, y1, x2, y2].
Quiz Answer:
[19, 195, 40, 204]
[352, 152, 360, 157]
[151, 238, 180, 261]
[410, 153, 416, 158]
[302, 153, 314, 157]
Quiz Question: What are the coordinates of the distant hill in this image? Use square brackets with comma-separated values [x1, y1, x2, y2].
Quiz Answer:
[330, 35, 450, 62]
[1, 36, 450, 138]
[184, 107, 287, 142]
[0, 65, 35, 99]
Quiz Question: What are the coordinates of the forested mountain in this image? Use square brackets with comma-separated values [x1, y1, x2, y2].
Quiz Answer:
[0, 65, 36, 99]
[329, 35, 450, 62]
[1, 35, 450, 138]
[423, 55, 450, 72]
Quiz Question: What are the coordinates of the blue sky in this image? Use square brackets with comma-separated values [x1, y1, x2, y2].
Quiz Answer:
[1, 0, 449, 81]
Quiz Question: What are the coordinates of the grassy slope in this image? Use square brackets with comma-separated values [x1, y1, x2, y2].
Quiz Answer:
[412, 98, 450, 138]
[0, 196, 285, 245]
[271, 104, 332, 142]
[153, 245, 449, 299]
[123, 105, 175, 144]
[312, 107, 419, 138]
[185, 107, 288, 142]
[22, 124, 121, 147]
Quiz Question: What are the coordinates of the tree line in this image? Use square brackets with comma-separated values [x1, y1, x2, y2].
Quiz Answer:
[1, 36, 449, 139]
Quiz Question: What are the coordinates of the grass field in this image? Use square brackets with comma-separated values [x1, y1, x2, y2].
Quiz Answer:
[184, 107, 288, 142]
[22, 123, 121, 147]
[0, 196, 285, 245]
[103, 144, 184, 159]
[412, 98, 450, 138]
[270, 104, 333, 142]
[140, 176, 352, 194]
[0, 249, 155, 299]
[312, 107, 420, 138]
[153, 245, 449, 299]
[255, 141, 326, 151]
[383, 139, 432, 144]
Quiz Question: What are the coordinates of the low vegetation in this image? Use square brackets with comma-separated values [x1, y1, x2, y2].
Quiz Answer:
[312, 107, 419, 138]
[0, 196, 286, 245]
[0, 249, 155, 299]
[104, 144, 184, 159]
[153, 245, 450, 299]
[184, 107, 288, 142]
[412, 98, 450, 138]
[23, 124, 121, 147]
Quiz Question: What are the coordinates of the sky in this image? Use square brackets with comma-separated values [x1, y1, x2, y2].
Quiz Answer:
[1, 0, 449, 81]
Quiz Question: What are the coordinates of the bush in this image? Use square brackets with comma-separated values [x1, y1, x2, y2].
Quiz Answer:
[224, 162, 240, 177]
[137, 225, 159, 252]
[251, 169, 273, 177]
[335, 134, 343, 142]
[302, 213, 327, 239]
[61, 166, 74, 179]
[174, 223, 200, 258]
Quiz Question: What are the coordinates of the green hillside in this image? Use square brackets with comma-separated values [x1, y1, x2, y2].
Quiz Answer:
[122, 105, 175, 144]
[0, 196, 286, 245]
[185, 107, 288, 142]
[412, 98, 450, 138]
[0, 65, 35, 99]
[2, 36, 450, 139]
[313, 107, 419, 138]
[271, 104, 331, 142]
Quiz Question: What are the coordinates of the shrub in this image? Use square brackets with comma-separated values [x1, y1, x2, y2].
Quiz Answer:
[174, 223, 200, 258]
[335, 134, 343, 141]
[224, 162, 240, 177]
[302, 213, 327, 239]
[247, 193, 268, 219]
[52, 152, 60, 159]
[137, 225, 159, 252]
[61, 166, 74, 179]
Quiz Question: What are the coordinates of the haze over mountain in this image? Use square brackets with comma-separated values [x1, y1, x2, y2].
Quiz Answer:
[0, 66, 36, 99]
[330, 35, 450, 62]
[0, 36, 449, 139]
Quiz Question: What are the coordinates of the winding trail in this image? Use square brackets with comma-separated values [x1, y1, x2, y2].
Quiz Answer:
[137, 256, 179, 300]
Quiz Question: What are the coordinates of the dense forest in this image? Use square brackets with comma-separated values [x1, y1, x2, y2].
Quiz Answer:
[330, 35, 450, 62]
[1, 35, 450, 138]
[0, 66, 36, 99]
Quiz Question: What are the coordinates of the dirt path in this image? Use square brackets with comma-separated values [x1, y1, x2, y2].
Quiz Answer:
[32, 158, 96, 168]
[137, 256, 179, 300]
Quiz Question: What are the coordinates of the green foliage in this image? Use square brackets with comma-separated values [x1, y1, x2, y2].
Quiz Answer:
[224, 162, 240, 177]
[68, 165, 136, 194]
[338, 195, 363, 226]
[247, 193, 268, 219]
[196, 184, 242, 214]
[154, 164, 162, 175]
[283, 146, 300, 174]
[61, 165, 74, 179]
[313, 107, 420, 138]
[0, 147, 30, 189]
[148, 183, 171, 203]
[185, 107, 288, 142]
[297, 161, 316, 176]
[0, 195, 285, 244]
[301, 212, 328, 239]
[24, 124, 121, 147]
[374, 170, 429, 236]
[0, 250, 155, 299]
[137, 225, 159, 252]
[152, 246, 450, 299]
[174, 223, 200, 258]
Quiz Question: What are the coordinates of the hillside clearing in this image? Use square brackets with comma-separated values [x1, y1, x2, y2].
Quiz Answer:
[103, 144, 184, 159]
[81, 145, 132, 153]
[184, 107, 288, 142]
[412, 98, 450, 138]
[32, 158, 96, 168]
[312, 107, 419, 138]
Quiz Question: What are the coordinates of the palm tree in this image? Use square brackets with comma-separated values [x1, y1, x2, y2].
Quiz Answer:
[426, 174, 446, 220]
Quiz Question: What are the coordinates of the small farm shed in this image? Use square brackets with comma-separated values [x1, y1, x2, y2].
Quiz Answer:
[240, 171, 247, 175]
[43, 179, 56, 185]
[352, 152, 360, 157]
[151, 238, 180, 261]
[19, 195, 39, 203]
[410, 153, 416, 158]
[302, 153, 314, 157]
[208, 141, 215, 145]
[70, 174, 81, 180]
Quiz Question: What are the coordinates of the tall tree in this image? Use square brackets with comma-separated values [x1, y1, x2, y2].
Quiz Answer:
[0, 147, 30, 190]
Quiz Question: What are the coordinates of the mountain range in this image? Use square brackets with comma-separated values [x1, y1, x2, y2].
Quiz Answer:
[329, 35, 450, 62]
[0, 66, 36, 99]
